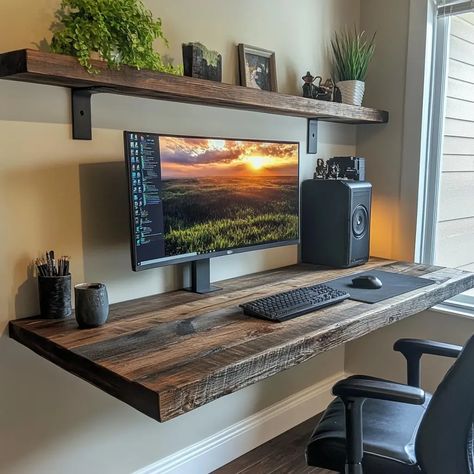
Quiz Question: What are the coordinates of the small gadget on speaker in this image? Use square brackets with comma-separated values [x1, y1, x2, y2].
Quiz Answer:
[313, 156, 365, 181]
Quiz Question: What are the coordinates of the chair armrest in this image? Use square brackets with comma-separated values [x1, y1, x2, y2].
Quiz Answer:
[332, 377, 425, 474]
[394, 338, 462, 387]
[333, 377, 425, 405]
[394, 338, 462, 358]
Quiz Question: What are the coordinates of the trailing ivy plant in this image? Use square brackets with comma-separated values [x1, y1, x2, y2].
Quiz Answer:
[50, 0, 182, 74]
[331, 27, 376, 82]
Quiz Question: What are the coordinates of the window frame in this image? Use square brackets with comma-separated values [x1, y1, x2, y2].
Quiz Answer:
[419, 15, 450, 264]
[419, 5, 474, 313]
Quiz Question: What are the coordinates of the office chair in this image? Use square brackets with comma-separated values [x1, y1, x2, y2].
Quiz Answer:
[306, 335, 474, 474]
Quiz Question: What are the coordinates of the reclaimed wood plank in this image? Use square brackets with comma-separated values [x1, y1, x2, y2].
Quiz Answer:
[8, 260, 474, 422]
[8, 322, 161, 420]
[0, 49, 389, 124]
[30, 260, 388, 350]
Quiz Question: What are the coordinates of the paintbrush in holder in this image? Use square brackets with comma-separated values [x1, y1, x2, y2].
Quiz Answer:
[36, 251, 72, 319]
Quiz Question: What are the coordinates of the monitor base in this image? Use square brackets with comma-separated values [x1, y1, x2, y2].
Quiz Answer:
[184, 258, 222, 294]
[183, 285, 221, 295]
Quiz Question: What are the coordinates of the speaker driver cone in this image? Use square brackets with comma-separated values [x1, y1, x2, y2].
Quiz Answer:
[352, 205, 368, 239]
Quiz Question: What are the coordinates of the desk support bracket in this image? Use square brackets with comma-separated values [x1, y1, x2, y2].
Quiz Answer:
[307, 119, 318, 154]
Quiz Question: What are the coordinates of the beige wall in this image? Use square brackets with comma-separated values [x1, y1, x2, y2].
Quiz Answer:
[0, 1, 359, 473]
[357, 0, 412, 260]
[346, 309, 474, 393]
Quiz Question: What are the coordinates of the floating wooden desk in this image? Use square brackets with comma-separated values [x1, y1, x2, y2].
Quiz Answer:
[9, 260, 474, 422]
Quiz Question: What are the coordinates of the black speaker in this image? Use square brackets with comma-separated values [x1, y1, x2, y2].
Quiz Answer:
[301, 179, 372, 268]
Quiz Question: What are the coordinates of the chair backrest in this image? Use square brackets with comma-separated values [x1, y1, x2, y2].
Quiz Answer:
[415, 334, 474, 474]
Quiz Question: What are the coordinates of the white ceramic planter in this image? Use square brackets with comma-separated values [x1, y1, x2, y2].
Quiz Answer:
[336, 80, 365, 106]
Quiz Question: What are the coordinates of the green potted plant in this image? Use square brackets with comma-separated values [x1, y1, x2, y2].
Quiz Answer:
[50, 0, 182, 75]
[330, 28, 376, 106]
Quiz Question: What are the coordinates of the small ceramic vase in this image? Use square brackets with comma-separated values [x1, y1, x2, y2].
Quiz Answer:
[74, 283, 109, 329]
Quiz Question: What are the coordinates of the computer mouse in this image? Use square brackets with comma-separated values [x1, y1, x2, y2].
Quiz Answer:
[351, 275, 383, 290]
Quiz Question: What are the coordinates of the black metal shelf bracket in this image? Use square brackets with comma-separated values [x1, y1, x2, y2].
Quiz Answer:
[307, 119, 318, 154]
[72, 88, 320, 146]
[71, 88, 102, 140]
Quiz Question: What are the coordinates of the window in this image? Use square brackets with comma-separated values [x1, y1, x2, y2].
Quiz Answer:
[422, 2, 474, 311]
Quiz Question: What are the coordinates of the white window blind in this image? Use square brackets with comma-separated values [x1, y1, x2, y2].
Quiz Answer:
[438, 0, 474, 17]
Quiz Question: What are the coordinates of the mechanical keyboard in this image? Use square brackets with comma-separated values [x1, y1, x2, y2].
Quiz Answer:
[240, 284, 350, 322]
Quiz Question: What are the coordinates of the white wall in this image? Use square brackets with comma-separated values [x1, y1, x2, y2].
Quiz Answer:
[0, 1, 360, 472]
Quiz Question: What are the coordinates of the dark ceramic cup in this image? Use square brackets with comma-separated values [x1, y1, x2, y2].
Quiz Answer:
[38, 274, 72, 319]
[74, 283, 109, 329]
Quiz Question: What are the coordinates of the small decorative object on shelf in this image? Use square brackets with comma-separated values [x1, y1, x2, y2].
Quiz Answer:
[313, 157, 366, 181]
[302, 71, 318, 99]
[182, 42, 222, 82]
[314, 158, 328, 179]
[238, 44, 277, 92]
[74, 283, 109, 329]
[327, 161, 340, 179]
[35, 251, 72, 319]
[330, 27, 376, 106]
[319, 78, 335, 101]
[302, 72, 334, 101]
[49, 0, 182, 75]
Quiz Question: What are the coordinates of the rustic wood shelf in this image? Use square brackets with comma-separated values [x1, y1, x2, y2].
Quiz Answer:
[9, 260, 474, 422]
[0, 49, 388, 140]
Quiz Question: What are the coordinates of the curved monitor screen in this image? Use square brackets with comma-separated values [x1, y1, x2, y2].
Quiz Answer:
[124, 132, 299, 270]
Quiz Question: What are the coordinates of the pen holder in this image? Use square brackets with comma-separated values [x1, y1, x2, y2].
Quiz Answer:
[74, 283, 109, 329]
[38, 274, 72, 319]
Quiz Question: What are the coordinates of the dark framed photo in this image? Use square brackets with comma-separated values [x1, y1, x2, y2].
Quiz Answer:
[238, 44, 277, 92]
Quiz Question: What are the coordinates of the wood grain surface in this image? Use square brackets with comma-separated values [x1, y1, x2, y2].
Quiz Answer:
[213, 414, 329, 473]
[9, 260, 474, 422]
[0, 49, 389, 124]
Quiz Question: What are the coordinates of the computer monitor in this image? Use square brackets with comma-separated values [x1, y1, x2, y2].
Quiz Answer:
[124, 132, 299, 292]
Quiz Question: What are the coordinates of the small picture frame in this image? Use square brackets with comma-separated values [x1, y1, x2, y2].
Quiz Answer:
[238, 44, 277, 92]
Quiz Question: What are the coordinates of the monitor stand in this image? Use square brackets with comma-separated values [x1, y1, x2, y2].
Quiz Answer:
[185, 258, 221, 294]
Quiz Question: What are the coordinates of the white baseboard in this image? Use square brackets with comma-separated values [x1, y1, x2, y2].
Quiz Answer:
[134, 371, 346, 474]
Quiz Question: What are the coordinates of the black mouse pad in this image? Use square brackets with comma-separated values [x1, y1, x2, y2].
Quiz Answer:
[326, 269, 435, 304]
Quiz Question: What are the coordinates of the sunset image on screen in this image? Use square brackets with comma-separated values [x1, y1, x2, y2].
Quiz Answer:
[158, 136, 299, 256]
